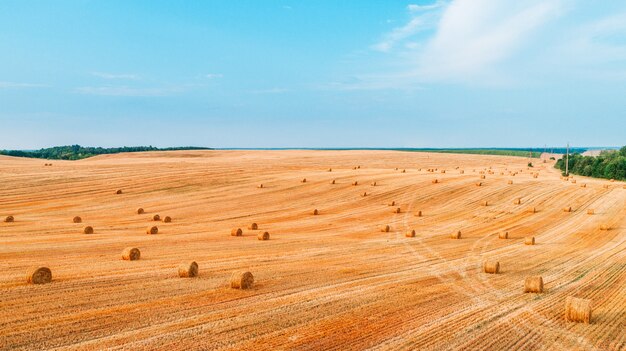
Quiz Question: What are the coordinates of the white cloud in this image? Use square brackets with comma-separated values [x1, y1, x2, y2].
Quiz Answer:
[372, 3, 444, 52]
[408, 1, 445, 13]
[91, 72, 140, 80]
[205, 73, 223, 79]
[0, 81, 48, 89]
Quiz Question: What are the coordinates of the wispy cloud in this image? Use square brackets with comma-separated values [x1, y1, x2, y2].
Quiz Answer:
[205, 73, 223, 79]
[371, 3, 443, 52]
[74, 85, 181, 97]
[91, 72, 140, 80]
[0, 81, 48, 89]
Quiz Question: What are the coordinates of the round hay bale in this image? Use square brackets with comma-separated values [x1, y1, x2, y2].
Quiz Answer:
[388, 201, 395, 206]
[481, 200, 489, 206]
[163, 216, 172, 223]
[230, 271, 254, 289]
[357, 165, 361, 169]
[83, 226, 94, 234]
[480, 175, 486, 179]
[122, 247, 140, 261]
[524, 276, 544, 293]
[580, 183, 587, 188]
[525, 237, 535, 245]
[513, 198, 521, 205]
[27, 267, 52, 284]
[483, 261, 500, 274]
[475, 182, 482, 187]
[248, 223, 258, 230]
[587, 209, 594, 215]
[4, 215, 14, 223]
[380, 225, 390, 233]
[330, 179, 336, 184]
[599, 224, 610, 231]
[440, 170, 446, 174]
[459, 170, 465, 174]
[571, 179, 576, 184]
[301, 178, 307, 183]
[499, 231, 508, 239]
[257, 231, 270, 240]
[231, 228, 243, 236]
[565, 297, 592, 324]
[533, 174, 539, 179]
[371, 181, 377, 186]
[405, 230, 416, 238]
[116, 189, 123, 195]
[401, 169, 406, 173]
[415, 210, 422, 217]
[257, 184, 264, 188]
[508, 180, 513, 185]
[527, 207, 536, 213]
[147, 226, 158, 235]
[328, 168, 332, 172]
[313, 209, 319, 215]
[178, 261, 198, 278]
[361, 191, 367, 197]
[393, 207, 401, 214]
[136, 208, 145, 214]
[73, 216, 82, 223]
[450, 230, 461, 239]
[603, 184, 609, 189]
[152, 214, 161, 221]
[352, 181, 358, 186]
[563, 206, 572, 213]
[432, 179, 439, 184]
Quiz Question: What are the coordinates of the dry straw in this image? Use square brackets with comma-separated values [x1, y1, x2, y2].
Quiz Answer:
[405, 230, 416, 238]
[564, 297, 592, 323]
[230, 271, 254, 289]
[525, 237, 535, 245]
[137, 208, 145, 214]
[83, 226, 94, 234]
[178, 261, 199, 278]
[231, 228, 243, 236]
[248, 223, 258, 230]
[163, 216, 172, 223]
[257, 231, 270, 240]
[27, 267, 52, 284]
[4, 215, 14, 223]
[524, 276, 543, 293]
[499, 231, 508, 239]
[122, 247, 140, 261]
[451, 230, 461, 239]
[483, 261, 500, 274]
[147, 226, 159, 235]
[73, 216, 82, 223]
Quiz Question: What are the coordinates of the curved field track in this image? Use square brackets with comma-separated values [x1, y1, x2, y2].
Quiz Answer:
[0, 150, 624, 351]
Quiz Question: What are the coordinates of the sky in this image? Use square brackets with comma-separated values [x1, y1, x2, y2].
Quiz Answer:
[1, 0, 625, 149]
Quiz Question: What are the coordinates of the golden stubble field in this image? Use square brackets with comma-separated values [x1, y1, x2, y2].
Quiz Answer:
[0, 150, 624, 350]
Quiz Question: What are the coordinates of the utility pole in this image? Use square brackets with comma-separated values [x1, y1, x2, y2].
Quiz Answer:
[565, 142, 569, 176]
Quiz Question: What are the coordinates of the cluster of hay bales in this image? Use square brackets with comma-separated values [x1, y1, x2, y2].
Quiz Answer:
[178, 261, 198, 278]
[122, 247, 141, 261]
[257, 231, 270, 240]
[44, 163, 52, 166]
[498, 231, 508, 239]
[147, 226, 159, 235]
[524, 276, 543, 293]
[231, 271, 254, 289]
[231, 228, 243, 236]
[4, 215, 14, 223]
[450, 230, 461, 239]
[73, 216, 82, 223]
[565, 297, 592, 323]
[483, 261, 500, 274]
[27, 267, 52, 284]
[83, 226, 94, 234]
[405, 230, 416, 238]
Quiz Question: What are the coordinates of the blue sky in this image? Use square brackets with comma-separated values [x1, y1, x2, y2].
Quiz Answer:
[1, 0, 625, 149]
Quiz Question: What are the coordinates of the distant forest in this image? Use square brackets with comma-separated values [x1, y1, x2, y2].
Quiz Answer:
[555, 146, 626, 180]
[0, 145, 211, 160]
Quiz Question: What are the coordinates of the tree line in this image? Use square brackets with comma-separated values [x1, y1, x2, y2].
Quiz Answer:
[555, 146, 626, 180]
[0, 145, 211, 160]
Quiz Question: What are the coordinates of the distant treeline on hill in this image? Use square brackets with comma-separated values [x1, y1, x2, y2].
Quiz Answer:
[0, 145, 212, 160]
[555, 146, 626, 180]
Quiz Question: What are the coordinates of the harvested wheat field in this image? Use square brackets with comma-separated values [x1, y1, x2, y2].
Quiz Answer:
[0, 150, 625, 350]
